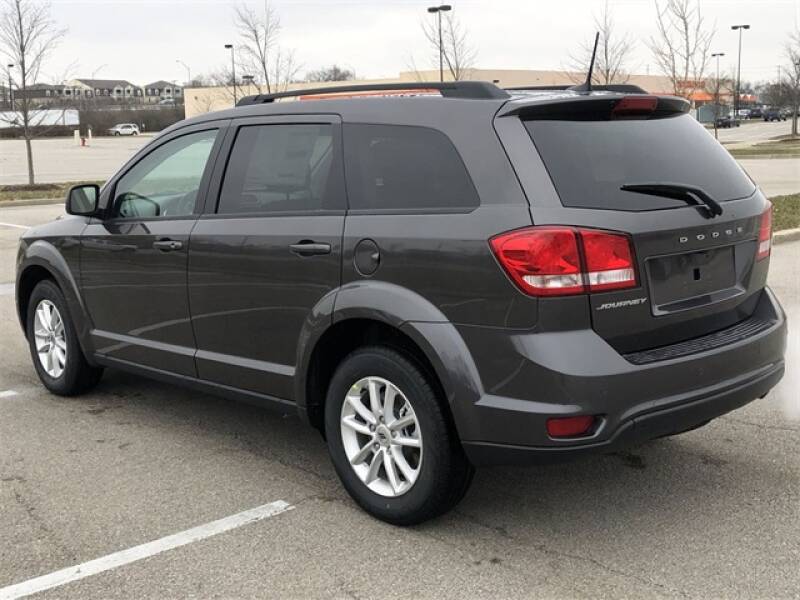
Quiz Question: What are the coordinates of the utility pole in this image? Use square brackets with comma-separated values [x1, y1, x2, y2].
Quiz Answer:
[712, 52, 725, 139]
[427, 5, 452, 82]
[731, 24, 750, 121]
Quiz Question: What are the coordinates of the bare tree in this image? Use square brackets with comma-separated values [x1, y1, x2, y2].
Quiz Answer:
[567, 1, 634, 85]
[647, 0, 714, 99]
[0, 0, 65, 184]
[234, 0, 298, 95]
[421, 10, 477, 81]
[306, 64, 354, 83]
[267, 45, 300, 93]
[784, 29, 800, 138]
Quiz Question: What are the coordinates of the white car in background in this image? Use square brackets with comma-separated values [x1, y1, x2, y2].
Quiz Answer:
[108, 123, 140, 136]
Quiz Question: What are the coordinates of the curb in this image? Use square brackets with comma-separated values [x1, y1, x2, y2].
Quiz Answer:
[0, 197, 63, 208]
[733, 154, 800, 160]
[774, 228, 800, 245]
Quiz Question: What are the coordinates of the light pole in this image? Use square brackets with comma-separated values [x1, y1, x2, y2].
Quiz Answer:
[731, 24, 750, 121]
[224, 44, 236, 104]
[176, 59, 191, 86]
[6, 63, 13, 111]
[712, 52, 725, 139]
[427, 5, 451, 82]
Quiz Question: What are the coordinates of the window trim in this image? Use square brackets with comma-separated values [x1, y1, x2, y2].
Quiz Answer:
[100, 122, 228, 223]
[200, 113, 345, 218]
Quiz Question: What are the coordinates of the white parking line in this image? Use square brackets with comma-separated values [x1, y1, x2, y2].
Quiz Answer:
[0, 283, 14, 296]
[0, 500, 294, 600]
[0, 390, 18, 398]
[0, 222, 28, 230]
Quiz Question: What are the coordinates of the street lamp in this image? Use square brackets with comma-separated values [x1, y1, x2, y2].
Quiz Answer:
[6, 63, 13, 111]
[731, 24, 750, 120]
[224, 44, 236, 104]
[427, 5, 451, 82]
[176, 59, 191, 86]
[711, 52, 725, 139]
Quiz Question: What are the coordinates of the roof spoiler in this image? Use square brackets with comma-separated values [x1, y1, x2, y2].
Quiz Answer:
[236, 81, 510, 105]
[506, 84, 648, 94]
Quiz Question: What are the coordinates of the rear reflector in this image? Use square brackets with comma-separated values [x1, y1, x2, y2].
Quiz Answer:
[490, 227, 637, 297]
[546, 416, 596, 438]
[612, 95, 658, 118]
[757, 203, 772, 261]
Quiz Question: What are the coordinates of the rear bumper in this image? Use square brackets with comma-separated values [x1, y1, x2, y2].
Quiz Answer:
[463, 360, 783, 465]
[453, 287, 787, 466]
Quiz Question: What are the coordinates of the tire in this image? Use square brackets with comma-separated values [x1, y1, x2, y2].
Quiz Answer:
[114, 132, 120, 136]
[26, 280, 103, 396]
[324, 346, 474, 525]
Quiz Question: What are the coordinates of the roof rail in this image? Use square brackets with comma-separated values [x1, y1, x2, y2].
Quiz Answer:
[236, 81, 510, 106]
[506, 84, 648, 94]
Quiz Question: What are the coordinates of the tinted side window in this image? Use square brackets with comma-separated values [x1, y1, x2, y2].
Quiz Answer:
[113, 129, 217, 219]
[343, 124, 479, 211]
[217, 124, 341, 214]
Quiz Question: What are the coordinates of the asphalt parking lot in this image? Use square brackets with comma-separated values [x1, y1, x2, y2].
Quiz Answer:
[714, 118, 792, 145]
[0, 202, 798, 599]
[0, 136, 151, 186]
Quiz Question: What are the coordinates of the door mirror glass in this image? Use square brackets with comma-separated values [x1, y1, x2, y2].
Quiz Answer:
[66, 184, 99, 215]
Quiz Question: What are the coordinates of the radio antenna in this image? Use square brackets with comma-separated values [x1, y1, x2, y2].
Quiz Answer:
[570, 32, 600, 93]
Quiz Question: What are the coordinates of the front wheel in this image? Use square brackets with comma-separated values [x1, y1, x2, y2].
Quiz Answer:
[325, 346, 474, 525]
[27, 280, 103, 396]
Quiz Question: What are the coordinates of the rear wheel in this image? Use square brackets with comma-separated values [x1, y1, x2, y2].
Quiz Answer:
[325, 346, 473, 525]
[27, 280, 103, 396]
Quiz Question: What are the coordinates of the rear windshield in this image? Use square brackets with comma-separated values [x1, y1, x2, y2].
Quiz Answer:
[524, 114, 755, 211]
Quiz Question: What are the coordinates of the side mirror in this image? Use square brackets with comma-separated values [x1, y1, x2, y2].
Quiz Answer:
[66, 184, 100, 216]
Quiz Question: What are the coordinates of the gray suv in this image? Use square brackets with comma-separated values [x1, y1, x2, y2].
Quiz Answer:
[16, 82, 787, 525]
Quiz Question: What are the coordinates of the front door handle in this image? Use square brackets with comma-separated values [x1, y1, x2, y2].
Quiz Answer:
[289, 241, 331, 257]
[153, 239, 183, 252]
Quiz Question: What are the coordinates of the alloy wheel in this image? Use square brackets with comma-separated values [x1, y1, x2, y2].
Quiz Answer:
[33, 299, 67, 378]
[340, 376, 423, 497]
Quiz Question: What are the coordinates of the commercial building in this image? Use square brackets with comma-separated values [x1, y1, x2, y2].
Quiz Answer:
[184, 68, 677, 117]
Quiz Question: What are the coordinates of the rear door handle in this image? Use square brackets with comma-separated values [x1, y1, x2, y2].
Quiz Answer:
[289, 241, 331, 256]
[153, 239, 183, 252]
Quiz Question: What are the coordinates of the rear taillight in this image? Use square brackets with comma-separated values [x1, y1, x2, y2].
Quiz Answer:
[757, 204, 772, 261]
[490, 227, 637, 297]
[580, 230, 637, 292]
[488, 227, 583, 296]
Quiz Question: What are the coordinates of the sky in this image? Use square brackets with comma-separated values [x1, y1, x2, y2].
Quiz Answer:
[34, 0, 800, 86]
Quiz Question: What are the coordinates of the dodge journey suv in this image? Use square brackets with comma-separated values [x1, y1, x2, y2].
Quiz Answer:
[16, 81, 787, 525]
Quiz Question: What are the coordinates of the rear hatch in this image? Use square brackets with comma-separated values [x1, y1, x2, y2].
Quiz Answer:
[497, 93, 773, 354]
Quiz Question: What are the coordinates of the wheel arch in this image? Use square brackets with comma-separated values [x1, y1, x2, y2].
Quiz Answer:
[295, 281, 484, 439]
[16, 241, 96, 361]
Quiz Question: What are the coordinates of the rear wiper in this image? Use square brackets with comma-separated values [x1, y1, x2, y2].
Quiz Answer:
[620, 183, 723, 218]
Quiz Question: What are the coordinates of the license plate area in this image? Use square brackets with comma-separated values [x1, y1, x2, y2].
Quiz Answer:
[647, 246, 741, 315]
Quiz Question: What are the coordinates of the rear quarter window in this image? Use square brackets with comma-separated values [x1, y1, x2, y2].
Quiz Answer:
[343, 123, 479, 212]
[524, 114, 756, 211]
